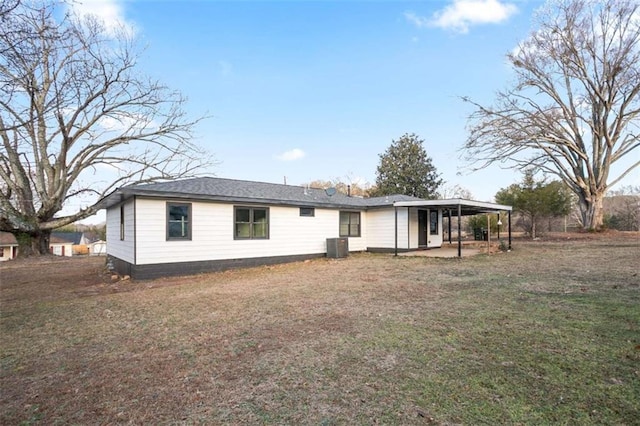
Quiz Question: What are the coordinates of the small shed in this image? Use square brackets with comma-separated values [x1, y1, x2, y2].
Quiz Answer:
[0, 232, 18, 261]
[89, 240, 107, 256]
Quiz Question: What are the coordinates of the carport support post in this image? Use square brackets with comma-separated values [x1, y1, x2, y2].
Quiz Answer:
[508, 210, 512, 250]
[457, 203, 462, 258]
[487, 214, 491, 254]
[448, 209, 452, 244]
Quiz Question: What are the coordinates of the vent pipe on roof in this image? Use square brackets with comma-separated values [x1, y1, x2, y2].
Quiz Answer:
[347, 185, 351, 197]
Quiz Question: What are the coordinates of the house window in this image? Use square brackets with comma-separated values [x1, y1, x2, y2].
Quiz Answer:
[430, 211, 439, 235]
[339, 211, 361, 237]
[167, 203, 191, 240]
[300, 207, 315, 217]
[235, 207, 269, 239]
[119, 204, 125, 241]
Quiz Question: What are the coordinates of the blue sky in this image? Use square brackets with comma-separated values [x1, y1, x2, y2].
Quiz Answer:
[67, 0, 639, 223]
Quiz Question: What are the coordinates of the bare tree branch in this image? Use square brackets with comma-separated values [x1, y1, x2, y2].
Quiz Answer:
[0, 0, 216, 254]
[462, 0, 640, 229]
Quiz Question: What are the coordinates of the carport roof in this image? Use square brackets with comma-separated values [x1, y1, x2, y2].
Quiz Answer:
[393, 199, 512, 215]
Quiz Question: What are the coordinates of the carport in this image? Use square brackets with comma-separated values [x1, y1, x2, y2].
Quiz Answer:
[393, 199, 513, 257]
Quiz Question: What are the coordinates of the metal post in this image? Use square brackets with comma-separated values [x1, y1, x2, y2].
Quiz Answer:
[487, 214, 491, 254]
[457, 203, 462, 258]
[497, 213, 501, 240]
[448, 209, 452, 244]
[508, 210, 512, 250]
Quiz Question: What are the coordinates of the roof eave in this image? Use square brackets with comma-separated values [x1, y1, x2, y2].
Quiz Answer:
[393, 198, 512, 212]
[99, 189, 396, 210]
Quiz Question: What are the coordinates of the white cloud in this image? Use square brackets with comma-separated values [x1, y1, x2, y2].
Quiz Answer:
[275, 148, 306, 161]
[404, 12, 430, 29]
[69, 0, 136, 36]
[407, 0, 518, 34]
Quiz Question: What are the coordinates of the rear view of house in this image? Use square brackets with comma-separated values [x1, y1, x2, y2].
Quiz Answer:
[98, 177, 511, 279]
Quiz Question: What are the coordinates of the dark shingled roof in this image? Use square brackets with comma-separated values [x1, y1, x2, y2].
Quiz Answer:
[0, 231, 18, 245]
[51, 232, 84, 245]
[98, 177, 424, 210]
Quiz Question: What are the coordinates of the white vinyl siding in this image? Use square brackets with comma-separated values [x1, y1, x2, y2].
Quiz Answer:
[0, 245, 16, 261]
[134, 199, 366, 265]
[366, 208, 414, 249]
[365, 208, 444, 249]
[106, 199, 135, 263]
[50, 242, 73, 257]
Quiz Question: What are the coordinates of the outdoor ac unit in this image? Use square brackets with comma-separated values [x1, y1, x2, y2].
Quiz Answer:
[326, 237, 349, 259]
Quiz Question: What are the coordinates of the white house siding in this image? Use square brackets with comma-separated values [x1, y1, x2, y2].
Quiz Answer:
[366, 208, 411, 250]
[134, 198, 366, 265]
[0, 245, 16, 261]
[50, 242, 73, 257]
[366, 208, 445, 250]
[106, 199, 135, 263]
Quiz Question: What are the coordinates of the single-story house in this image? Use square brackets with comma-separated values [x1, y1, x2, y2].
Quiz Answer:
[97, 177, 512, 280]
[51, 231, 91, 255]
[0, 231, 19, 261]
[49, 234, 74, 257]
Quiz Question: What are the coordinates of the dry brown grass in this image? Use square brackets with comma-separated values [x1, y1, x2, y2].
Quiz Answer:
[1, 232, 639, 424]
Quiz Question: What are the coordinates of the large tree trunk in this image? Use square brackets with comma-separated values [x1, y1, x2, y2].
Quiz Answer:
[578, 192, 605, 231]
[531, 216, 537, 239]
[15, 230, 52, 257]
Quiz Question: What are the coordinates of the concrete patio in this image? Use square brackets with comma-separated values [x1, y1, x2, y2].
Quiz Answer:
[396, 241, 499, 258]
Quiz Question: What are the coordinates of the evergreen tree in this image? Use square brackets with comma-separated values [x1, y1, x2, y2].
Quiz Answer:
[495, 171, 573, 238]
[371, 133, 442, 199]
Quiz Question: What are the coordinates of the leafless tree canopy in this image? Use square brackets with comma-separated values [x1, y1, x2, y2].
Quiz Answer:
[462, 0, 640, 229]
[0, 1, 213, 251]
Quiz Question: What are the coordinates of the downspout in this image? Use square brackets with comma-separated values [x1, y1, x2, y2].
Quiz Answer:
[133, 195, 137, 266]
[407, 207, 410, 250]
[394, 206, 398, 256]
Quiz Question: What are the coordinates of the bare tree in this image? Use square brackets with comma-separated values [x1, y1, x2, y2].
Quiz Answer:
[0, 1, 213, 255]
[462, 0, 640, 230]
[439, 184, 474, 200]
[305, 174, 372, 197]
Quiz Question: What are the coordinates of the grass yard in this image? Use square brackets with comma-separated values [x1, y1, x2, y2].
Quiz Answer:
[1, 233, 639, 424]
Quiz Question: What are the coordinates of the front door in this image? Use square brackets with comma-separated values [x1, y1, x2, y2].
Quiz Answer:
[418, 210, 428, 247]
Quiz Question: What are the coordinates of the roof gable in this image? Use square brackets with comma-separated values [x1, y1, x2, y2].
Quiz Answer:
[51, 232, 83, 244]
[0, 231, 18, 245]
